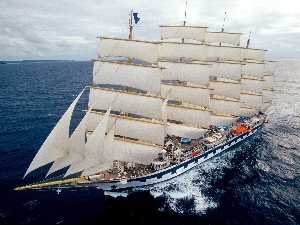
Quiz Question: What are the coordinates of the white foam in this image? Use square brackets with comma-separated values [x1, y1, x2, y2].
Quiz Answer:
[103, 191, 129, 198]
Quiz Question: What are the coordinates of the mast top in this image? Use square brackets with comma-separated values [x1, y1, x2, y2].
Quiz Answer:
[221, 12, 226, 32]
[128, 10, 140, 40]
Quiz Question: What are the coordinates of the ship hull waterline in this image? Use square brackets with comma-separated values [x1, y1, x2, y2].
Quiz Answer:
[19, 121, 264, 192]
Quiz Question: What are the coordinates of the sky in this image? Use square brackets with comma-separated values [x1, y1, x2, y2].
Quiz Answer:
[1, 0, 299, 61]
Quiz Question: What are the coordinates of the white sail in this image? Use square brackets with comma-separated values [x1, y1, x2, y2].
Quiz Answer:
[264, 61, 275, 75]
[207, 45, 241, 61]
[210, 96, 240, 116]
[158, 60, 211, 86]
[93, 60, 162, 95]
[261, 102, 272, 112]
[262, 89, 274, 102]
[210, 79, 241, 99]
[210, 61, 242, 81]
[205, 31, 241, 46]
[242, 61, 265, 78]
[210, 114, 238, 126]
[263, 74, 275, 89]
[241, 75, 264, 93]
[162, 97, 168, 124]
[160, 25, 206, 42]
[89, 87, 164, 121]
[98, 37, 159, 64]
[241, 48, 265, 61]
[81, 127, 115, 176]
[167, 104, 211, 128]
[46, 108, 91, 176]
[86, 111, 165, 146]
[23, 88, 86, 178]
[166, 123, 207, 139]
[113, 138, 162, 165]
[240, 106, 259, 117]
[161, 83, 210, 108]
[240, 91, 263, 109]
[64, 106, 111, 177]
[158, 42, 207, 61]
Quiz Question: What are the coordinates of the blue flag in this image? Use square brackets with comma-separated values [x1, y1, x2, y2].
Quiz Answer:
[133, 12, 140, 24]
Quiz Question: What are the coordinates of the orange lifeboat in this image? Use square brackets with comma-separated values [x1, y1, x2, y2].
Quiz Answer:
[231, 125, 249, 135]
[192, 149, 202, 157]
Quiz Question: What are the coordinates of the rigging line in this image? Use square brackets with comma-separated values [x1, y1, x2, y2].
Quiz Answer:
[93, 39, 125, 79]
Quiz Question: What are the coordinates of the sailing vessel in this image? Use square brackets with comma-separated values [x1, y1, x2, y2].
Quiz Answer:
[15, 9, 275, 191]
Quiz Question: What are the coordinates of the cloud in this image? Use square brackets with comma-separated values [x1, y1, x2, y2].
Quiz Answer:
[0, 0, 299, 60]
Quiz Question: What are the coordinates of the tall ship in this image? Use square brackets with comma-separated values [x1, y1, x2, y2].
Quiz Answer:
[15, 8, 275, 192]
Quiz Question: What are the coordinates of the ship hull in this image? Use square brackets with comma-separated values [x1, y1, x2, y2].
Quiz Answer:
[63, 121, 264, 191]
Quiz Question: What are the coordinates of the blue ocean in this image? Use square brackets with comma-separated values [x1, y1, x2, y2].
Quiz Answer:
[0, 60, 299, 225]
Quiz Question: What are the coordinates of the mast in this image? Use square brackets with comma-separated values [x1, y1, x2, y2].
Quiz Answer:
[246, 31, 251, 48]
[220, 12, 226, 46]
[128, 9, 133, 40]
[221, 12, 226, 32]
[181, 0, 187, 42]
[128, 9, 133, 65]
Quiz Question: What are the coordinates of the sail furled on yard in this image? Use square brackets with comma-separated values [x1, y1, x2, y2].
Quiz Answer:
[93, 60, 162, 95]
[159, 25, 207, 42]
[98, 37, 159, 64]
[23, 88, 86, 178]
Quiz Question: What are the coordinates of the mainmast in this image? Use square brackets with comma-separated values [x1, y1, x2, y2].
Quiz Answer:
[129, 9, 133, 40]
[128, 9, 134, 65]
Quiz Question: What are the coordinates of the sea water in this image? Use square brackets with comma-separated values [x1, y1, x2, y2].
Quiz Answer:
[0, 60, 299, 224]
